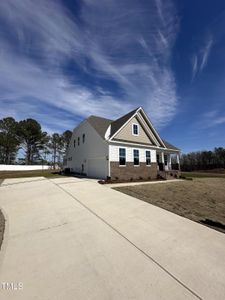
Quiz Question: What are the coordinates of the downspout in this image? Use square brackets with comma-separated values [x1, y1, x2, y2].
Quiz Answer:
[108, 145, 111, 178]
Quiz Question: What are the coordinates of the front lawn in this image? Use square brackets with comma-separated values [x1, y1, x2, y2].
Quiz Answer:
[182, 171, 225, 178]
[114, 178, 225, 233]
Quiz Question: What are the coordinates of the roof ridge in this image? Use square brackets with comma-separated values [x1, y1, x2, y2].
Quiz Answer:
[87, 115, 113, 122]
[109, 107, 140, 137]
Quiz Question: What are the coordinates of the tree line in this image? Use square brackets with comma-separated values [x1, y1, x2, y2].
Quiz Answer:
[0, 117, 72, 167]
[180, 148, 225, 171]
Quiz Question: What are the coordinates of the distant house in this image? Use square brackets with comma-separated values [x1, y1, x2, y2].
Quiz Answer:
[64, 107, 180, 180]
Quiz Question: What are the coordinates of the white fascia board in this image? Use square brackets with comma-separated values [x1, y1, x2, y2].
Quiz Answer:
[136, 113, 160, 146]
[140, 109, 167, 148]
[109, 140, 180, 152]
[108, 108, 141, 141]
[104, 124, 111, 140]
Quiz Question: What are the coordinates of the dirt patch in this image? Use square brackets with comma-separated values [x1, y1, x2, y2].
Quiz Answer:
[0, 210, 5, 250]
[114, 178, 225, 233]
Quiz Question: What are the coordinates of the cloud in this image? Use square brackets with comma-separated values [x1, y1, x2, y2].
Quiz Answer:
[191, 35, 214, 80]
[191, 55, 198, 81]
[0, 0, 179, 130]
[199, 36, 214, 71]
[196, 110, 225, 129]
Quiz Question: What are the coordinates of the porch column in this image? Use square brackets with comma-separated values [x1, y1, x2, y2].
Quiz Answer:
[168, 154, 172, 170]
[161, 152, 165, 171]
[161, 152, 165, 164]
[176, 153, 180, 170]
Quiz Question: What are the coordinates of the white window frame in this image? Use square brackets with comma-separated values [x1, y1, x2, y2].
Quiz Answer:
[133, 149, 140, 166]
[132, 123, 139, 136]
[119, 148, 126, 167]
[146, 150, 151, 166]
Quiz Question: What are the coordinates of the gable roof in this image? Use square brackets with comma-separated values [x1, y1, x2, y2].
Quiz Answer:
[86, 108, 179, 151]
[110, 108, 139, 138]
[162, 139, 179, 151]
[87, 115, 112, 139]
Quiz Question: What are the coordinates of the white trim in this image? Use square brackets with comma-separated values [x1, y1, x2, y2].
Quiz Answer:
[145, 150, 151, 166]
[109, 140, 180, 152]
[109, 107, 141, 141]
[132, 123, 139, 136]
[133, 148, 140, 166]
[108, 107, 167, 149]
[105, 124, 111, 140]
[136, 113, 160, 146]
[108, 147, 111, 177]
[119, 147, 126, 166]
[139, 109, 166, 148]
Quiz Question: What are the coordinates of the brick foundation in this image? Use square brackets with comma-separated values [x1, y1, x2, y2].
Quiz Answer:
[110, 162, 158, 180]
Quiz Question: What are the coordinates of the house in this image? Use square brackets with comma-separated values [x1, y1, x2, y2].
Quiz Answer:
[64, 107, 180, 180]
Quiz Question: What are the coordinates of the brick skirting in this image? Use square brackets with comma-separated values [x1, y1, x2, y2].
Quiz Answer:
[110, 162, 158, 180]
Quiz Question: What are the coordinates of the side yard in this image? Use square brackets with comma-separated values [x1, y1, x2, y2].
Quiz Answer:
[0, 170, 63, 179]
[114, 178, 225, 233]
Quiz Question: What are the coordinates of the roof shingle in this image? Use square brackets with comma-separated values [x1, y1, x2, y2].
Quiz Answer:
[86, 108, 179, 151]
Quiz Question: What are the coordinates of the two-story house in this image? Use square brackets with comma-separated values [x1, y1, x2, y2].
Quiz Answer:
[64, 107, 180, 180]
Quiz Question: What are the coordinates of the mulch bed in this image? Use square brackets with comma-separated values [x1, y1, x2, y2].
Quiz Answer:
[98, 178, 166, 184]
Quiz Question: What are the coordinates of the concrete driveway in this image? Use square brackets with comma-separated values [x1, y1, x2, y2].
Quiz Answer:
[0, 177, 225, 300]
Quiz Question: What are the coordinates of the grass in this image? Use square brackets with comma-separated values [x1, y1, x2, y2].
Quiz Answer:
[114, 178, 225, 233]
[182, 171, 225, 178]
[0, 169, 64, 180]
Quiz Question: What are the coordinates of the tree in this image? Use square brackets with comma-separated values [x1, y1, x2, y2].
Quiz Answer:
[49, 133, 63, 169]
[0, 117, 20, 164]
[214, 147, 225, 168]
[180, 147, 225, 171]
[18, 119, 47, 164]
[62, 130, 72, 152]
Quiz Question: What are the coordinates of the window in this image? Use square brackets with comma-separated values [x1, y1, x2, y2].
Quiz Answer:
[164, 154, 168, 166]
[82, 134, 85, 143]
[78, 137, 80, 146]
[157, 154, 160, 163]
[74, 139, 76, 148]
[133, 149, 139, 165]
[132, 124, 139, 135]
[119, 148, 126, 165]
[146, 151, 151, 165]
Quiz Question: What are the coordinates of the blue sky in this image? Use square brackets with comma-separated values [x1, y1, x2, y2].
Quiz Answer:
[0, 0, 225, 153]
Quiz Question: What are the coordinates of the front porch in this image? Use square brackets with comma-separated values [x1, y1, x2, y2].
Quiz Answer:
[156, 151, 181, 179]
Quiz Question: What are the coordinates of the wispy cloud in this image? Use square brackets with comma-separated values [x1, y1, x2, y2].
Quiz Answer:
[196, 110, 225, 129]
[199, 37, 214, 71]
[191, 55, 198, 81]
[0, 0, 179, 130]
[191, 35, 214, 80]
